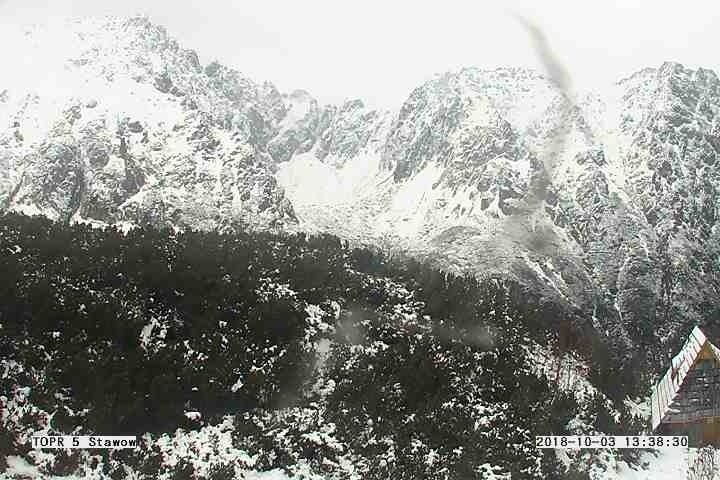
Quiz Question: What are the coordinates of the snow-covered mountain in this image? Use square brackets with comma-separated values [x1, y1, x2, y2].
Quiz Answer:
[0, 17, 296, 231]
[3, 16, 720, 363]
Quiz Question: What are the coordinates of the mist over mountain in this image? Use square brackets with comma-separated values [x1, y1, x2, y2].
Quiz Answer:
[1, 14, 719, 478]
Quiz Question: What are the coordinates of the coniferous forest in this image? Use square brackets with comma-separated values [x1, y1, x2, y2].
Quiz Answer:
[1, 213, 645, 479]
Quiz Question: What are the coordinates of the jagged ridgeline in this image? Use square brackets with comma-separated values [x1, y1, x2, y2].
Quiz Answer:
[1, 212, 640, 479]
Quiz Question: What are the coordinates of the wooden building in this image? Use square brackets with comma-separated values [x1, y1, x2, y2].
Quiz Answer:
[651, 326, 720, 446]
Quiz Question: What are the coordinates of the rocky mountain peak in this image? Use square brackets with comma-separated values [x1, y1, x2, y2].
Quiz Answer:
[0, 15, 299, 230]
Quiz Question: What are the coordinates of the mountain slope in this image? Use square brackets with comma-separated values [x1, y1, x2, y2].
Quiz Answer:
[0, 17, 296, 230]
[2, 211, 617, 479]
[3, 16, 720, 380]
[278, 63, 720, 375]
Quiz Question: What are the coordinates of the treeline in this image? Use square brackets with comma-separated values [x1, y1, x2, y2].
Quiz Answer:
[0, 212, 638, 478]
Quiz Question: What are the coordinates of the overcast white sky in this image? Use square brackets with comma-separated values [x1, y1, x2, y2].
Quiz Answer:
[0, 0, 718, 108]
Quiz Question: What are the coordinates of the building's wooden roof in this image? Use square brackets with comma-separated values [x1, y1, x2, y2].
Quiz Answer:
[651, 326, 720, 430]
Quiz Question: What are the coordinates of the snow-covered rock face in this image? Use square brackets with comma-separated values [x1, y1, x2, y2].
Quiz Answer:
[3, 16, 720, 355]
[0, 16, 296, 230]
[279, 62, 720, 356]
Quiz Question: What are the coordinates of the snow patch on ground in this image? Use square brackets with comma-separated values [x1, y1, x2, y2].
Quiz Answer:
[277, 150, 384, 207]
[9, 203, 52, 219]
[524, 342, 598, 404]
[612, 448, 690, 480]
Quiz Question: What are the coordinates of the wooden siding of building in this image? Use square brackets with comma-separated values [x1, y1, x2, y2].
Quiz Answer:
[704, 421, 720, 445]
[660, 420, 720, 446]
[663, 366, 720, 424]
[651, 326, 707, 430]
